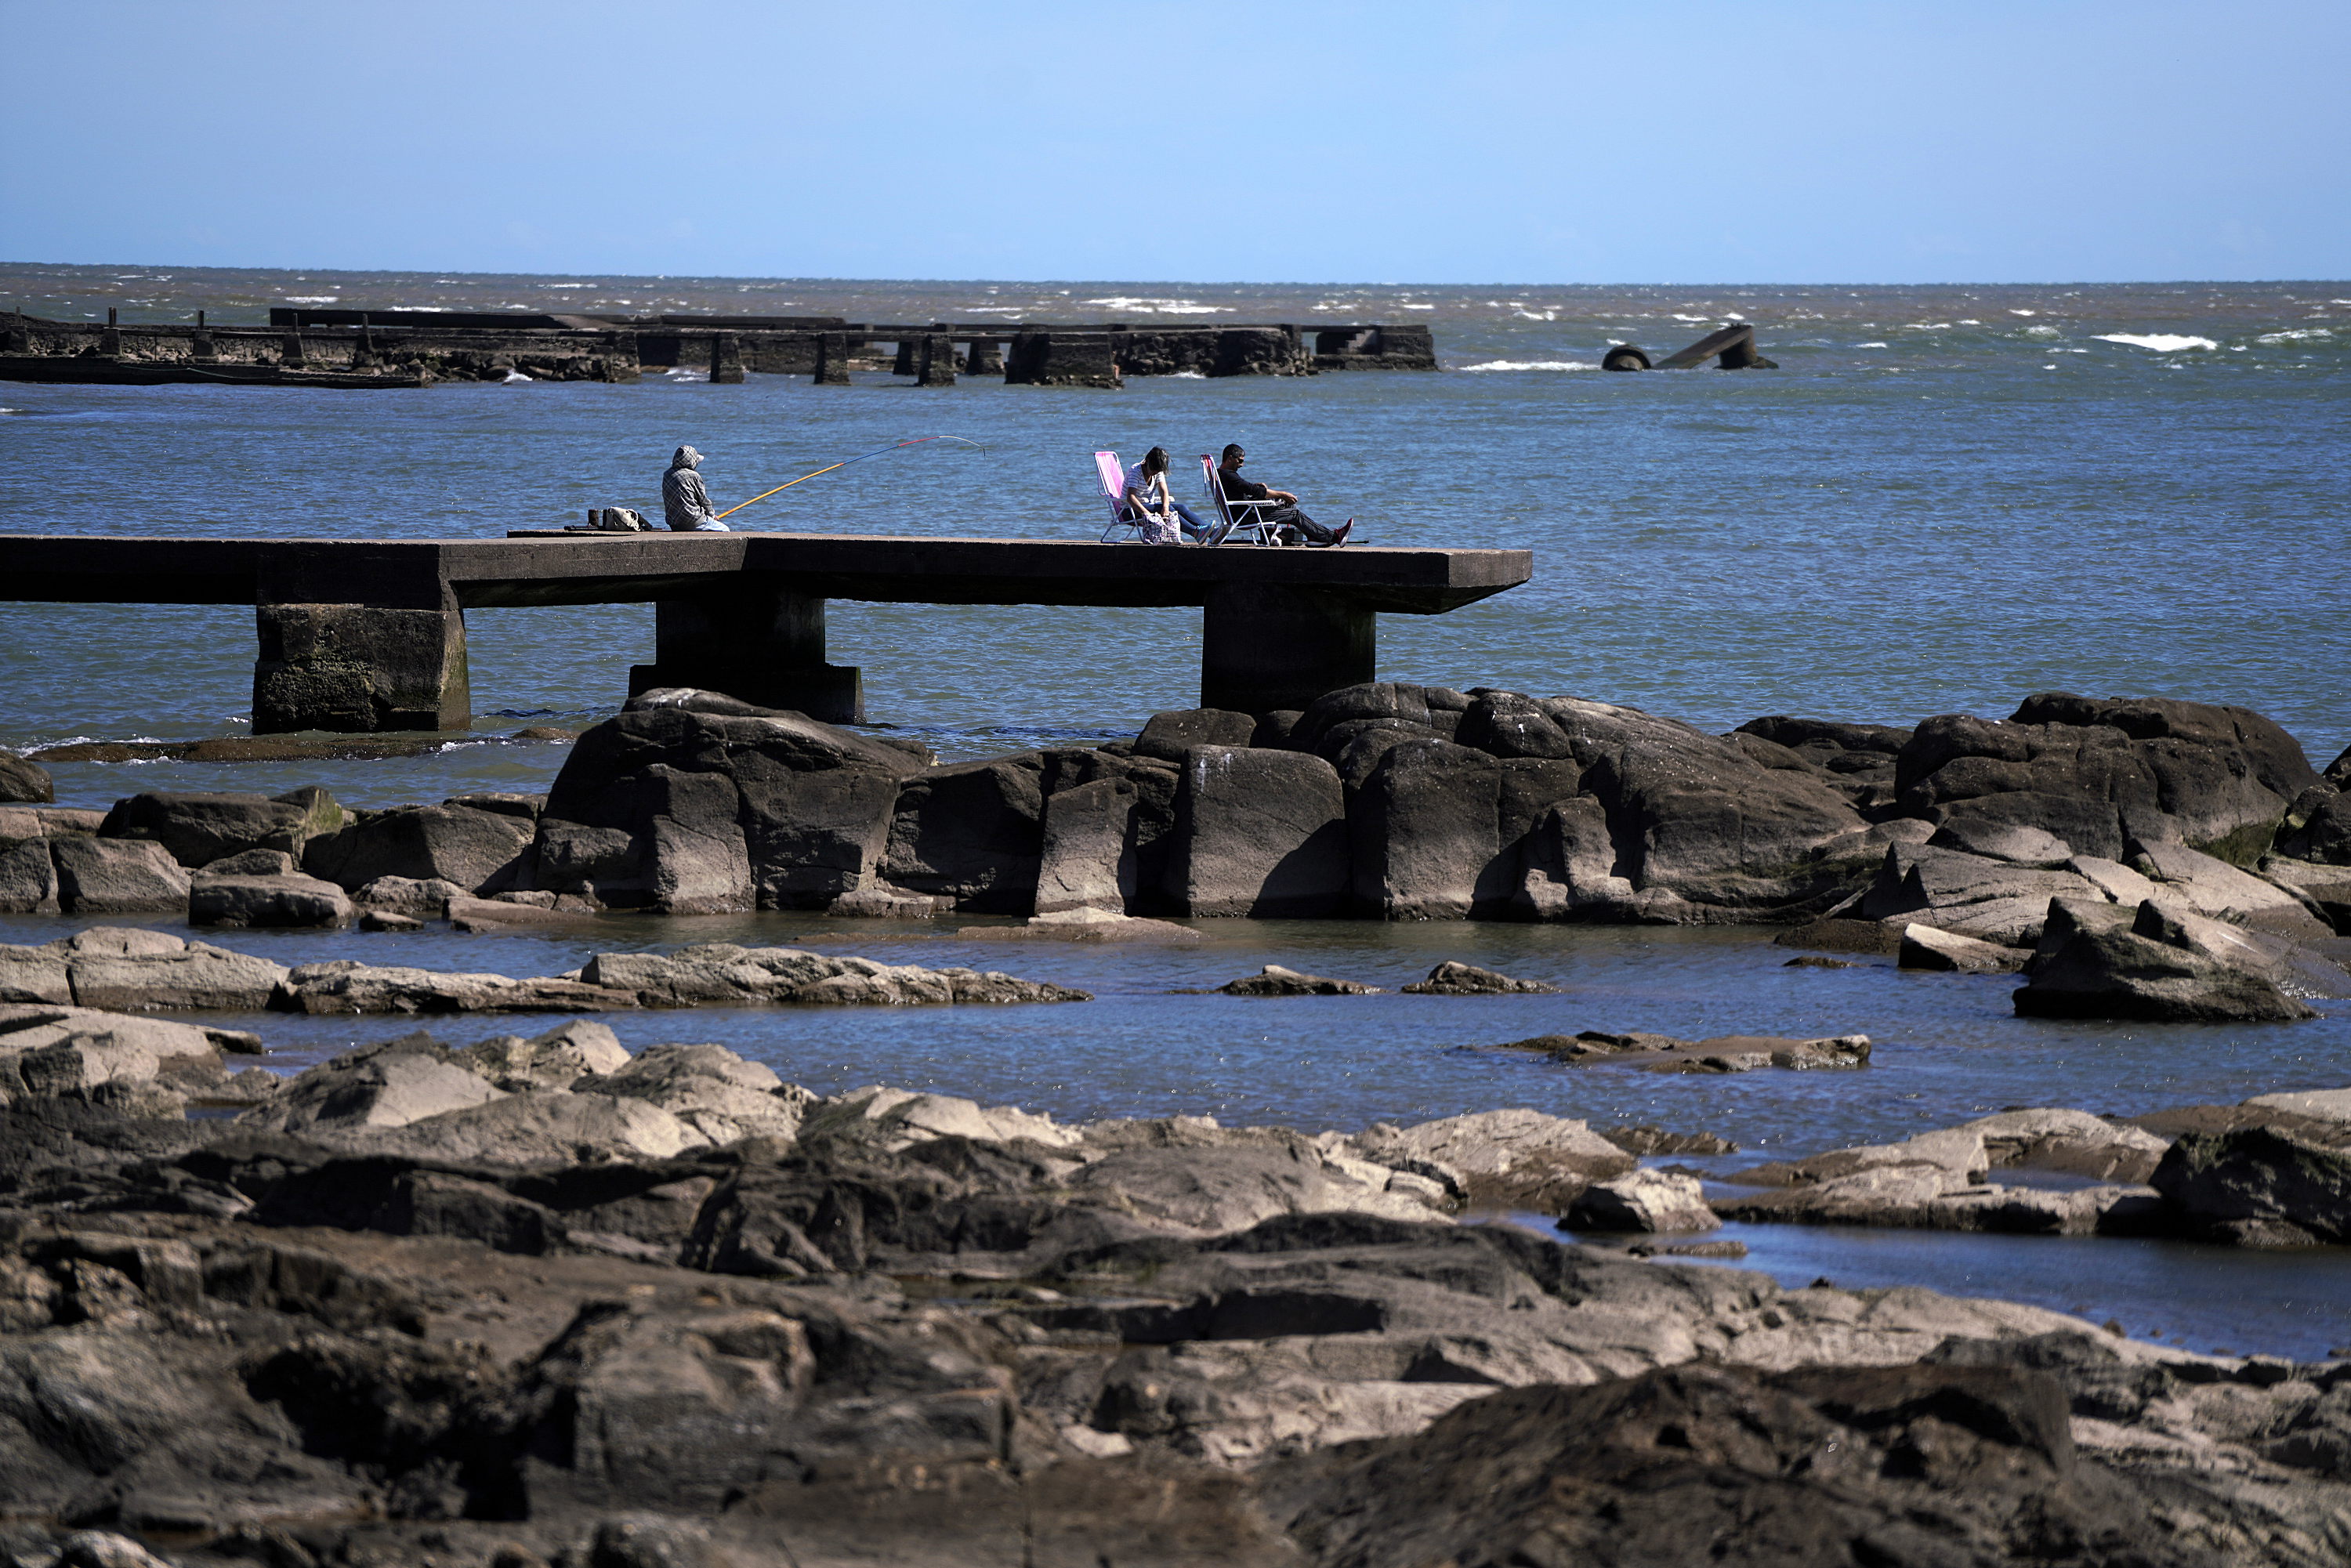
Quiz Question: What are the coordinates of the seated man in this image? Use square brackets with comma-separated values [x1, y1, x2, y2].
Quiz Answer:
[662, 444, 730, 532]
[1215, 444, 1351, 546]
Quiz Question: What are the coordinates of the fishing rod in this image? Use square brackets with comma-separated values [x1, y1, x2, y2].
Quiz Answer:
[712, 435, 981, 520]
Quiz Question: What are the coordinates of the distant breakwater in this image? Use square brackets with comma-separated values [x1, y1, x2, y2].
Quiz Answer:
[0, 304, 1437, 389]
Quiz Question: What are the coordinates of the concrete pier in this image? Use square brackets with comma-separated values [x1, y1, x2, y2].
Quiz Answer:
[0, 534, 1529, 730]
[3, 308, 1444, 389]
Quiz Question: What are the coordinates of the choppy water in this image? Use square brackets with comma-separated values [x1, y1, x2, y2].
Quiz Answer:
[2, 265, 2346, 1356]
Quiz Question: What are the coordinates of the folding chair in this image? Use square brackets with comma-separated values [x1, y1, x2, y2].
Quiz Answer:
[1094, 451, 1140, 542]
[1199, 454, 1292, 545]
[1098, 451, 1183, 544]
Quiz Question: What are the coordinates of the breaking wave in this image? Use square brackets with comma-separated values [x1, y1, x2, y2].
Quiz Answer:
[1458, 359, 1598, 372]
[2094, 333, 2218, 352]
[1080, 297, 1230, 315]
[283, 295, 338, 305]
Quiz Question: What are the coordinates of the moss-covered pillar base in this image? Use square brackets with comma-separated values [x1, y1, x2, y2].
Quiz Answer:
[253, 605, 471, 733]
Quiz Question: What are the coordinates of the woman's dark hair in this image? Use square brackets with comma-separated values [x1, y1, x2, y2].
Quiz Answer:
[1142, 446, 1168, 475]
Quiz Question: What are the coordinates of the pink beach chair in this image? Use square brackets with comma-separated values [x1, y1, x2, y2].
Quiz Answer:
[1096, 451, 1176, 544]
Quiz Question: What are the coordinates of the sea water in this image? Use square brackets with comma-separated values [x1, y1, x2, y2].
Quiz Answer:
[1, 266, 2346, 1356]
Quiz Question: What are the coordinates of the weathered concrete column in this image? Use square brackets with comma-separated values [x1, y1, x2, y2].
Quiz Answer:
[813, 333, 851, 386]
[891, 338, 919, 377]
[281, 328, 306, 366]
[1004, 331, 1121, 389]
[709, 332, 745, 383]
[253, 605, 472, 733]
[190, 310, 216, 361]
[916, 334, 957, 386]
[1200, 583, 1374, 715]
[966, 336, 1004, 375]
[628, 581, 864, 723]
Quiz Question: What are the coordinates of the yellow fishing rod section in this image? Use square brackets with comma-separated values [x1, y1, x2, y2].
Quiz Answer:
[713, 435, 982, 520]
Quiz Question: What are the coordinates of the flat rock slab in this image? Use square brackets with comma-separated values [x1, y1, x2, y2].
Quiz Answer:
[1496, 1030, 1871, 1074]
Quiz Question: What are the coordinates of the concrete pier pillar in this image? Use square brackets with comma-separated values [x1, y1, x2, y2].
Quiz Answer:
[252, 605, 472, 733]
[4, 310, 26, 353]
[281, 328, 306, 367]
[891, 339, 918, 377]
[100, 309, 121, 358]
[1005, 331, 1121, 389]
[966, 336, 1004, 375]
[813, 333, 852, 386]
[710, 332, 745, 383]
[628, 581, 864, 723]
[1199, 584, 1374, 715]
[191, 310, 216, 361]
[916, 335, 957, 386]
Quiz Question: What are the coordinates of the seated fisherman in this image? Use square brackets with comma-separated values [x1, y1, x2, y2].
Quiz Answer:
[662, 444, 730, 531]
[1125, 446, 1226, 544]
[1215, 444, 1351, 546]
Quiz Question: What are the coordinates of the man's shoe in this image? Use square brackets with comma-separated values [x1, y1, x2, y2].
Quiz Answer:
[1330, 520, 1353, 546]
[1208, 520, 1234, 546]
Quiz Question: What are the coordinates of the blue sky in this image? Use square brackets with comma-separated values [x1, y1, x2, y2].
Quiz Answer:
[4, 0, 2343, 284]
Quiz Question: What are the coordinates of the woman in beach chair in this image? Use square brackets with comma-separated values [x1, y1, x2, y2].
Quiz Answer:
[1125, 447, 1226, 545]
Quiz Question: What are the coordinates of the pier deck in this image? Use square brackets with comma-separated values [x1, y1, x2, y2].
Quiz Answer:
[0, 533, 1532, 730]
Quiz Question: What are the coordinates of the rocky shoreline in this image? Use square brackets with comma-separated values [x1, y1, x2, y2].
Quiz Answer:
[5, 682, 2346, 1023]
[1, 1024, 2348, 1566]
[2, 682, 2348, 1563]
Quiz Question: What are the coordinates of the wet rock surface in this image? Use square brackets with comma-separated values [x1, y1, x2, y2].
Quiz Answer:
[0, 1064, 2344, 1565]
[1496, 1028, 1873, 1073]
[0, 932, 1089, 1015]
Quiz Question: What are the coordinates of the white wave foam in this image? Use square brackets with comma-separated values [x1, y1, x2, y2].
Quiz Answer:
[0, 407, 23, 415]
[2009, 309, 2038, 317]
[502, 369, 534, 382]
[2094, 333, 2217, 352]
[1854, 342, 1889, 349]
[1168, 370, 1206, 378]
[1671, 313, 1708, 323]
[1081, 297, 1230, 315]
[1396, 303, 1435, 310]
[1458, 359, 1597, 372]
[283, 295, 339, 305]
[1904, 322, 1953, 330]
[2257, 328, 2332, 342]
[1512, 310, 1557, 321]
[2025, 325, 2060, 337]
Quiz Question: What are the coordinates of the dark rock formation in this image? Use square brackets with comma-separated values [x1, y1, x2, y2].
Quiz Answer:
[1400, 960, 1557, 994]
[1896, 693, 2318, 864]
[49, 838, 190, 914]
[0, 749, 53, 804]
[1216, 965, 1382, 997]
[525, 696, 923, 912]
[2150, 1125, 2351, 1247]
[306, 802, 535, 896]
[99, 788, 346, 868]
[2015, 898, 2320, 1022]
[1167, 746, 1349, 916]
